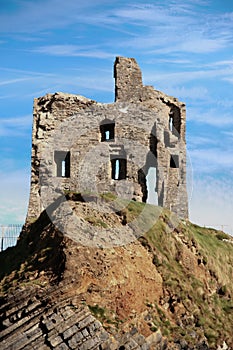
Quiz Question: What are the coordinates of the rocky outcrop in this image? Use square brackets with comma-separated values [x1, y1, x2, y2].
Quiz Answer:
[1, 197, 233, 349]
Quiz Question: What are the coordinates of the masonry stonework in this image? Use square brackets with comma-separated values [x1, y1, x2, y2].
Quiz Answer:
[27, 57, 188, 222]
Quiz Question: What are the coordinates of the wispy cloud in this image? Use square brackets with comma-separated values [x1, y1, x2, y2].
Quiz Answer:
[0, 77, 34, 86]
[0, 169, 30, 224]
[0, 67, 56, 77]
[190, 176, 233, 235]
[190, 147, 233, 174]
[111, 2, 233, 54]
[188, 108, 233, 127]
[223, 76, 233, 83]
[144, 66, 233, 87]
[1, 0, 233, 58]
[0, 115, 32, 137]
[0, 65, 113, 102]
[33, 45, 116, 59]
[0, 0, 116, 33]
[168, 86, 209, 100]
[222, 130, 233, 140]
[187, 135, 216, 147]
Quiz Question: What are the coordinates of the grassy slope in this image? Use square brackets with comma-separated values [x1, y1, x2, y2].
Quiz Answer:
[143, 211, 233, 347]
[0, 196, 233, 347]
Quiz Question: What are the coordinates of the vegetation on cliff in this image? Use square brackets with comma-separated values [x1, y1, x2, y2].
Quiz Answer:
[0, 194, 233, 348]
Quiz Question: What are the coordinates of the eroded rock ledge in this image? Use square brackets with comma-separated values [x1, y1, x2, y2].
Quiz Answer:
[1, 197, 233, 349]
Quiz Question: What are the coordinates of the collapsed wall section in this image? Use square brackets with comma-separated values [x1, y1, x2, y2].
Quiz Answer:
[27, 93, 96, 221]
[114, 57, 188, 218]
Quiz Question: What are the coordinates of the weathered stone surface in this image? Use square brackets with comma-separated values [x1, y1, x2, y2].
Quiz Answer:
[0, 286, 161, 349]
[27, 57, 188, 225]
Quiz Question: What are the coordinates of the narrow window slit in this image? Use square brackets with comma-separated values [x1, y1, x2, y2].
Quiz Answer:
[111, 158, 126, 180]
[170, 155, 179, 168]
[54, 151, 70, 177]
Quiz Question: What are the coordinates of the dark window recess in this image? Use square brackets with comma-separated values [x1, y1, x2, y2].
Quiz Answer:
[100, 122, 115, 141]
[169, 106, 181, 136]
[111, 158, 127, 180]
[54, 151, 70, 177]
[170, 155, 179, 168]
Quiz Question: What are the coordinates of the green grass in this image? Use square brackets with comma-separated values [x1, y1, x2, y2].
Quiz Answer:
[141, 217, 233, 347]
[1, 193, 233, 347]
[88, 304, 122, 329]
[85, 216, 108, 228]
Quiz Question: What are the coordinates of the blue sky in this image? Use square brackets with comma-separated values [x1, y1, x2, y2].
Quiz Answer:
[0, 0, 233, 234]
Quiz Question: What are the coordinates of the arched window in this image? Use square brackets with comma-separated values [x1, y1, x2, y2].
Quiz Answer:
[100, 119, 115, 141]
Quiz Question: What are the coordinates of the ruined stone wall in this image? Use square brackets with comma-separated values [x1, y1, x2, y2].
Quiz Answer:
[27, 93, 97, 220]
[27, 57, 188, 222]
[114, 57, 188, 218]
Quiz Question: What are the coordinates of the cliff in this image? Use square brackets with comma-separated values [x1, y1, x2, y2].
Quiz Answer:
[0, 194, 233, 349]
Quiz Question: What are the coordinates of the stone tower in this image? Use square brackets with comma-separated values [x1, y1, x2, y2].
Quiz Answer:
[27, 57, 188, 223]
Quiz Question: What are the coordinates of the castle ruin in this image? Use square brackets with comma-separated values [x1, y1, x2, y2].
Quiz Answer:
[27, 57, 188, 223]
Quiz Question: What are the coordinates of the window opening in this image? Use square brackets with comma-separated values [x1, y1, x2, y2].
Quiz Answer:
[115, 159, 120, 179]
[54, 151, 70, 177]
[170, 155, 179, 168]
[169, 115, 173, 132]
[169, 106, 181, 136]
[146, 167, 158, 205]
[61, 160, 66, 177]
[111, 158, 126, 180]
[100, 120, 115, 142]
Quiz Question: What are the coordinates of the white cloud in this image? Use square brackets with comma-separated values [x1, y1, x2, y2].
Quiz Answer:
[187, 108, 233, 127]
[144, 66, 233, 87]
[0, 67, 56, 77]
[0, 65, 113, 102]
[0, 0, 111, 33]
[189, 147, 233, 175]
[33, 45, 116, 59]
[176, 36, 229, 54]
[166, 86, 209, 100]
[0, 115, 32, 137]
[223, 76, 233, 83]
[190, 176, 233, 236]
[0, 77, 34, 86]
[111, 2, 233, 55]
[222, 130, 233, 140]
[1, 0, 233, 59]
[207, 60, 233, 67]
[187, 135, 216, 147]
[0, 169, 30, 224]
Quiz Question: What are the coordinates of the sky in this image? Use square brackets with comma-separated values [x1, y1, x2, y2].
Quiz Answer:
[0, 0, 233, 235]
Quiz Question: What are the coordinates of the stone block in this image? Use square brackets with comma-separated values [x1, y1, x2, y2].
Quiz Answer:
[49, 335, 63, 347]
[63, 324, 78, 340]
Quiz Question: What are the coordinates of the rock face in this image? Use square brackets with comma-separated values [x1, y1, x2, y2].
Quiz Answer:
[0, 287, 166, 350]
[1, 200, 233, 349]
[2, 57, 233, 350]
[27, 57, 188, 223]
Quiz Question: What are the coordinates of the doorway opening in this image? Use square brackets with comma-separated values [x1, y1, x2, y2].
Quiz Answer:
[146, 167, 158, 205]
